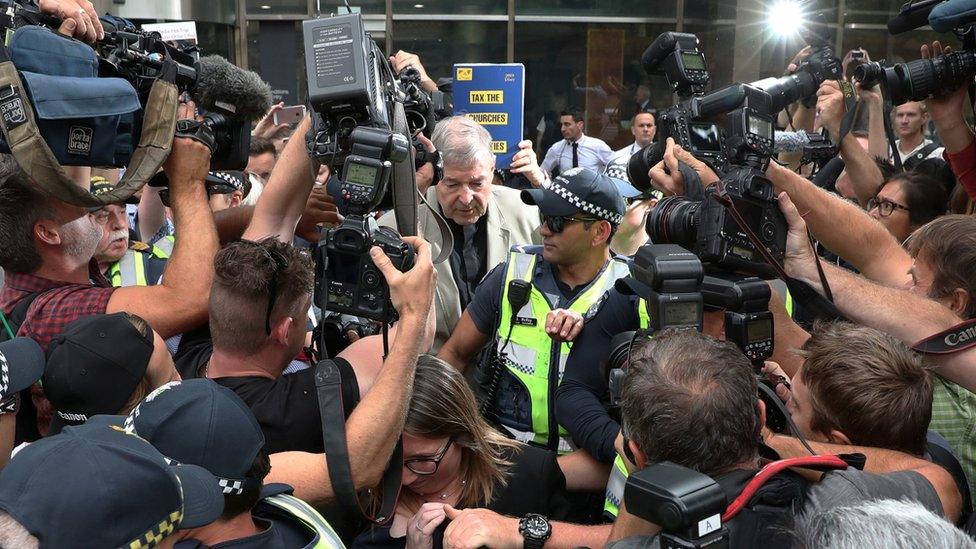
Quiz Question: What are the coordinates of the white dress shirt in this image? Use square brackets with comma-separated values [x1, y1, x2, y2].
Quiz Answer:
[541, 134, 615, 175]
[609, 142, 642, 166]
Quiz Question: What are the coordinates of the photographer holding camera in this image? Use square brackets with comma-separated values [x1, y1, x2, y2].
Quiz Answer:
[0, 98, 218, 437]
[608, 329, 962, 547]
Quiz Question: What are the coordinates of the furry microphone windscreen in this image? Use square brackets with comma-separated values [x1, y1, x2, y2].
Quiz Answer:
[192, 55, 274, 123]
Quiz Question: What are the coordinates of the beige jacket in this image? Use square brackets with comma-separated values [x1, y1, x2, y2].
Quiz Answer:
[379, 185, 541, 352]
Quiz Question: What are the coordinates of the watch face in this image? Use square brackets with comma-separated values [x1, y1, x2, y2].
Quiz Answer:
[524, 515, 549, 537]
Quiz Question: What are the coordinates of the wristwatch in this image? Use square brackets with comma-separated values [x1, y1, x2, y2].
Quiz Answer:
[518, 513, 551, 549]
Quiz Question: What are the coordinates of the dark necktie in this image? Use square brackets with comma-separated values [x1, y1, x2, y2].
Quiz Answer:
[462, 225, 480, 291]
[571, 141, 579, 168]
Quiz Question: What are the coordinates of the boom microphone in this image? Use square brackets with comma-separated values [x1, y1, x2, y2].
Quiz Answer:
[887, 0, 944, 34]
[190, 55, 273, 122]
[930, 0, 976, 31]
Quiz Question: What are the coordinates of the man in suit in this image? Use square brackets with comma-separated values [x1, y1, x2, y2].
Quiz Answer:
[380, 116, 541, 352]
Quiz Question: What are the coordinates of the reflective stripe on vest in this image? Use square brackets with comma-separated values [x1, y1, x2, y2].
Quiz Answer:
[263, 493, 346, 548]
[154, 235, 175, 259]
[109, 249, 149, 287]
[637, 298, 651, 330]
[494, 249, 631, 453]
[603, 454, 629, 518]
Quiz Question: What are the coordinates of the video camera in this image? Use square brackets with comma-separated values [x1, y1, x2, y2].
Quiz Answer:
[303, 13, 426, 325]
[0, 4, 270, 172]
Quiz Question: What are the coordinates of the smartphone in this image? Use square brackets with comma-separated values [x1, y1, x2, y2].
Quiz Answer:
[273, 105, 307, 126]
[851, 49, 864, 60]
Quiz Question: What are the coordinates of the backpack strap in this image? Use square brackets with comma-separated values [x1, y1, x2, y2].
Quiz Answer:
[1, 290, 44, 341]
[902, 142, 942, 171]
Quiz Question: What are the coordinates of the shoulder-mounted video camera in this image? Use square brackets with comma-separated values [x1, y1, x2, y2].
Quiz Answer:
[303, 13, 424, 325]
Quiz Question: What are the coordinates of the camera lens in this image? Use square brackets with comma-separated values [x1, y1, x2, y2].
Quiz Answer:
[887, 51, 976, 105]
[646, 196, 700, 251]
[627, 141, 664, 192]
[606, 331, 637, 378]
[852, 62, 884, 89]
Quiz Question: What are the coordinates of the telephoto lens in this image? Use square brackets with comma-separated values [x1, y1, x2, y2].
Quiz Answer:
[627, 141, 664, 192]
[885, 50, 976, 105]
[645, 196, 701, 251]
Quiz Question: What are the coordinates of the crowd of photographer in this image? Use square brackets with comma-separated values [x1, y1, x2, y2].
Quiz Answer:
[4, 0, 976, 547]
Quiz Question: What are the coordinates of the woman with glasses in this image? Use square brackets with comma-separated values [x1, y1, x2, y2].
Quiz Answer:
[866, 171, 948, 243]
[354, 354, 572, 548]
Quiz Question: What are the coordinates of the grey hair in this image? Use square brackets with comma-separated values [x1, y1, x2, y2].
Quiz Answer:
[430, 116, 496, 169]
[0, 511, 39, 549]
[793, 499, 975, 549]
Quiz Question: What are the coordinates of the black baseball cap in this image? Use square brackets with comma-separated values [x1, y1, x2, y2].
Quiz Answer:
[106, 379, 266, 495]
[0, 422, 223, 547]
[0, 337, 44, 400]
[44, 313, 154, 434]
[521, 167, 628, 225]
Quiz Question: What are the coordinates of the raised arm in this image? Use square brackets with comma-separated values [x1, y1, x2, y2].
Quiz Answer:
[766, 161, 911, 287]
[267, 236, 436, 505]
[107, 101, 218, 338]
[779, 192, 976, 393]
[243, 116, 318, 242]
[816, 80, 884, 207]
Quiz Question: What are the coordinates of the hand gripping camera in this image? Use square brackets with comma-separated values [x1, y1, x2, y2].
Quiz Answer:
[646, 84, 787, 279]
[315, 126, 415, 324]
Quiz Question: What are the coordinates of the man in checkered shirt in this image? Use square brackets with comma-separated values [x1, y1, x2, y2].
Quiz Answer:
[0, 100, 218, 438]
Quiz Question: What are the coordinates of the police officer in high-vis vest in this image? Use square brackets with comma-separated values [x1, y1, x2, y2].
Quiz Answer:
[114, 379, 345, 548]
[439, 168, 640, 458]
[90, 178, 169, 287]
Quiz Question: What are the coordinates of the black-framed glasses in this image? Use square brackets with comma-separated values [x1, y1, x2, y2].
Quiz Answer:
[233, 239, 289, 335]
[866, 196, 910, 218]
[404, 437, 454, 476]
[539, 213, 601, 234]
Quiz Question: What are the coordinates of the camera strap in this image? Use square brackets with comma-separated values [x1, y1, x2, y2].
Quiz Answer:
[713, 184, 842, 319]
[911, 318, 976, 355]
[0, 44, 179, 207]
[723, 454, 855, 522]
[314, 358, 403, 526]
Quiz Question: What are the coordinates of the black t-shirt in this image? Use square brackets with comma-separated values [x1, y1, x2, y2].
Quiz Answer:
[173, 335, 360, 454]
[351, 444, 571, 548]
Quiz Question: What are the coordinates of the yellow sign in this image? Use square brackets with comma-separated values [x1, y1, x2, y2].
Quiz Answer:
[469, 90, 504, 104]
[456, 67, 473, 81]
[490, 140, 508, 153]
[465, 113, 509, 125]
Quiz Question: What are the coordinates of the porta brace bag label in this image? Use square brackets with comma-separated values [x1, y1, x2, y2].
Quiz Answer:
[67, 125, 93, 156]
[0, 85, 27, 131]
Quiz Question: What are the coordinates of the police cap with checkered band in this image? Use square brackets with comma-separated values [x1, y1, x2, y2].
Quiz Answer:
[0, 422, 223, 548]
[0, 338, 44, 401]
[97, 379, 266, 498]
[521, 167, 630, 226]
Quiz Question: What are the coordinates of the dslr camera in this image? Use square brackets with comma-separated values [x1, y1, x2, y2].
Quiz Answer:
[752, 13, 843, 113]
[628, 32, 725, 185]
[645, 84, 787, 278]
[314, 126, 415, 324]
